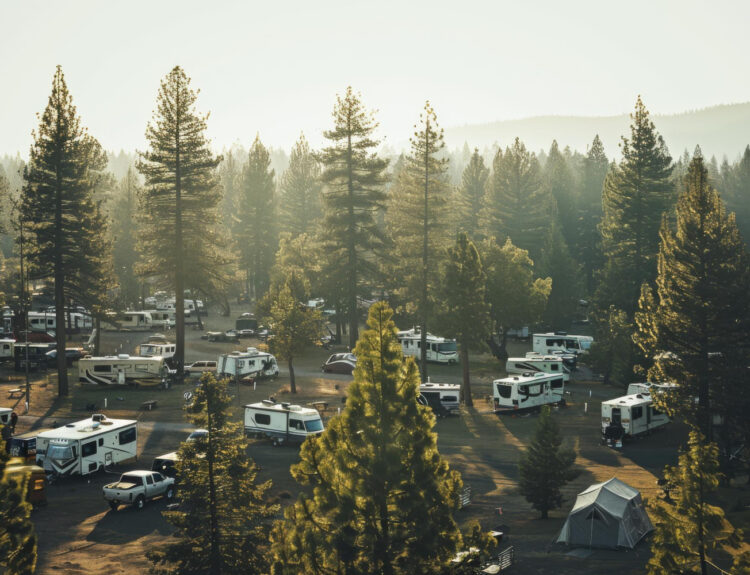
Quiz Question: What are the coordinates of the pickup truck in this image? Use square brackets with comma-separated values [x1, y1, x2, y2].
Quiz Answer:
[103, 470, 175, 511]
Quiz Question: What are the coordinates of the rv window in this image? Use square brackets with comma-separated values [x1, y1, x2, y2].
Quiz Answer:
[551, 379, 564, 389]
[437, 342, 457, 353]
[238, 360, 245, 368]
[496, 383, 512, 399]
[441, 395, 458, 403]
[550, 363, 559, 371]
[82, 441, 97, 457]
[255, 413, 271, 425]
[304, 419, 324, 433]
[98, 438, 103, 446]
[632, 407, 643, 420]
[94, 365, 112, 373]
[289, 419, 304, 431]
[119, 427, 136, 445]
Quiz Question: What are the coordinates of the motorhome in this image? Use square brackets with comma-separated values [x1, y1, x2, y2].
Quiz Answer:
[419, 382, 461, 415]
[78, 354, 169, 386]
[28, 311, 92, 333]
[532, 333, 593, 355]
[139, 341, 176, 365]
[121, 311, 154, 331]
[218, 348, 279, 381]
[492, 372, 565, 413]
[0, 338, 14, 362]
[601, 393, 670, 438]
[506, 355, 570, 382]
[244, 400, 324, 445]
[397, 328, 459, 364]
[35, 415, 137, 477]
[626, 382, 679, 396]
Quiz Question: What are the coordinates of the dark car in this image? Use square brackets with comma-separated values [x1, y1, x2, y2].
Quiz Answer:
[152, 452, 179, 479]
[321, 353, 357, 375]
[205, 331, 239, 343]
[46, 347, 87, 364]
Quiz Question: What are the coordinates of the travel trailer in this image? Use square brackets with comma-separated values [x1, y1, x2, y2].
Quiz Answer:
[419, 382, 461, 415]
[78, 354, 169, 386]
[532, 333, 593, 355]
[506, 355, 570, 382]
[601, 393, 670, 438]
[244, 400, 324, 445]
[0, 338, 14, 362]
[28, 311, 92, 333]
[36, 415, 137, 477]
[121, 311, 155, 331]
[626, 382, 679, 396]
[397, 328, 459, 364]
[218, 348, 279, 381]
[144, 310, 176, 329]
[139, 341, 176, 364]
[492, 372, 565, 413]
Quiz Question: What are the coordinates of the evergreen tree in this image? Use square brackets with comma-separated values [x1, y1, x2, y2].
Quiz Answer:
[647, 432, 743, 575]
[270, 302, 464, 575]
[278, 133, 322, 237]
[634, 153, 750, 441]
[597, 96, 673, 317]
[111, 167, 140, 308]
[539, 224, 581, 330]
[480, 138, 549, 260]
[218, 150, 240, 232]
[577, 135, 608, 296]
[147, 373, 276, 575]
[0, 438, 37, 575]
[544, 140, 576, 248]
[137, 66, 223, 373]
[518, 405, 578, 519]
[237, 135, 277, 299]
[587, 305, 633, 387]
[318, 87, 389, 348]
[385, 102, 450, 380]
[724, 145, 750, 243]
[455, 148, 489, 238]
[20, 66, 110, 396]
[439, 233, 490, 407]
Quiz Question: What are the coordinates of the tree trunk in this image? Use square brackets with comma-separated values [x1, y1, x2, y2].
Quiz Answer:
[174, 83, 185, 379]
[206, 394, 221, 575]
[420, 119, 430, 383]
[289, 358, 296, 394]
[346, 123, 358, 349]
[193, 296, 203, 331]
[461, 342, 472, 407]
[54, 152, 68, 396]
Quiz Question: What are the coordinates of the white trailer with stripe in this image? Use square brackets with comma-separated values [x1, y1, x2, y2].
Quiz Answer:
[244, 400, 324, 446]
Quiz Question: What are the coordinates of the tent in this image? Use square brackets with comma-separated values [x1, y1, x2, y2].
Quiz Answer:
[556, 477, 653, 549]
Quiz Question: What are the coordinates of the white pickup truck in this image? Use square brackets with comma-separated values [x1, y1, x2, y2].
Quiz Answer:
[103, 470, 175, 511]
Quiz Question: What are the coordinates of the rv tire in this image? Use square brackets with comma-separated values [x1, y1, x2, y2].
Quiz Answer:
[134, 495, 145, 510]
[166, 487, 174, 500]
[272, 438, 280, 447]
[109, 501, 118, 512]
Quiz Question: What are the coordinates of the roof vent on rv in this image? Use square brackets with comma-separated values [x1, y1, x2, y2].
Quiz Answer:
[92, 414, 107, 422]
[281, 402, 290, 409]
[246, 347, 259, 355]
[118, 353, 130, 359]
[262, 399, 276, 406]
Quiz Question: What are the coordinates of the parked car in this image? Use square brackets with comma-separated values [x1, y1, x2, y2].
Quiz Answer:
[45, 347, 87, 364]
[205, 331, 239, 343]
[151, 452, 179, 479]
[322, 353, 357, 374]
[184, 360, 217, 377]
[186, 429, 208, 442]
[238, 329, 255, 338]
[103, 470, 175, 511]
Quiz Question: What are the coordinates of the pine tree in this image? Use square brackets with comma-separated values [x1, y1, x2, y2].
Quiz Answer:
[597, 96, 673, 317]
[111, 167, 140, 308]
[647, 432, 743, 575]
[634, 153, 750, 441]
[480, 138, 550, 260]
[439, 233, 490, 407]
[318, 87, 389, 348]
[544, 140, 576, 248]
[587, 305, 633, 387]
[147, 373, 276, 575]
[455, 148, 489, 237]
[218, 150, 240, 232]
[539, 224, 581, 330]
[270, 302, 464, 575]
[137, 66, 223, 373]
[724, 145, 750, 243]
[385, 102, 450, 380]
[0, 436, 37, 575]
[518, 405, 578, 519]
[237, 135, 278, 299]
[278, 133, 322, 237]
[577, 135, 608, 296]
[21, 66, 110, 396]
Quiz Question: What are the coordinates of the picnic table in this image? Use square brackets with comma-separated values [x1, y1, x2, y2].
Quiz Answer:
[141, 400, 158, 411]
[7, 388, 23, 399]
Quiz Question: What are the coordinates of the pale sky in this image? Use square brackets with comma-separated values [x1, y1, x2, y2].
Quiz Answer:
[2, 0, 749, 157]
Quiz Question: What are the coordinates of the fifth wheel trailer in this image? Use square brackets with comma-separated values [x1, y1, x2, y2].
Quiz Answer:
[244, 400, 324, 445]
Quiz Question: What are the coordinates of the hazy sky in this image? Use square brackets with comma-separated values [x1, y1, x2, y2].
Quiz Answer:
[2, 0, 749, 156]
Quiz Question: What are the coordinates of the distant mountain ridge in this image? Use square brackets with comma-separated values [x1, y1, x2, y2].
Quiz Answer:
[443, 102, 750, 161]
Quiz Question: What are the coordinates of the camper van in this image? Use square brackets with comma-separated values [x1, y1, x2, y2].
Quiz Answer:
[397, 328, 459, 364]
[218, 348, 279, 381]
[532, 333, 593, 356]
[0, 338, 14, 362]
[78, 354, 169, 385]
[419, 382, 461, 415]
[36, 415, 137, 477]
[244, 400, 324, 445]
[506, 355, 570, 382]
[493, 372, 565, 413]
[601, 393, 670, 438]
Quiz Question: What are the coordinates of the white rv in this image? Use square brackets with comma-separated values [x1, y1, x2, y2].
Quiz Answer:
[397, 328, 459, 364]
[419, 382, 461, 415]
[144, 310, 176, 329]
[244, 400, 324, 445]
[28, 311, 93, 332]
[506, 355, 570, 382]
[78, 354, 168, 386]
[492, 372, 565, 413]
[0, 338, 15, 362]
[36, 415, 138, 477]
[218, 348, 279, 381]
[626, 382, 679, 396]
[121, 311, 154, 331]
[601, 393, 670, 438]
[139, 341, 176, 364]
[532, 333, 593, 355]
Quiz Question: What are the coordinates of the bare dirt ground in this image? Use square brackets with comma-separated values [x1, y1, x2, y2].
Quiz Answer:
[2, 312, 747, 574]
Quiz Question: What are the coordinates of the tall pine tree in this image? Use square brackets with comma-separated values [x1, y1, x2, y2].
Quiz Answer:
[111, 167, 140, 308]
[318, 87, 388, 348]
[455, 148, 489, 238]
[576, 135, 608, 296]
[278, 133, 322, 237]
[544, 140, 576, 248]
[137, 66, 223, 373]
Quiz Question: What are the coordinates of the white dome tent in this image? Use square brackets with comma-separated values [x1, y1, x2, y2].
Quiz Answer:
[556, 477, 653, 549]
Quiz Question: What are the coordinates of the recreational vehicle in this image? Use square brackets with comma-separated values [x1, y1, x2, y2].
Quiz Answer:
[78, 354, 169, 386]
[397, 328, 459, 364]
[419, 382, 461, 415]
[139, 341, 176, 364]
[601, 393, 670, 438]
[532, 333, 593, 356]
[493, 372, 565, 413]
[244, 400, 324, 445]
[626, 382, 679, 396]
[28, 311, 92, 333]
[144, 310, 176, 329]
[121, 311, 154, 331]
[36, 415, 137, 477]
[218, 348, 279, 381]
[0, 338, 14, 362]
[506, 356, 570, 382]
